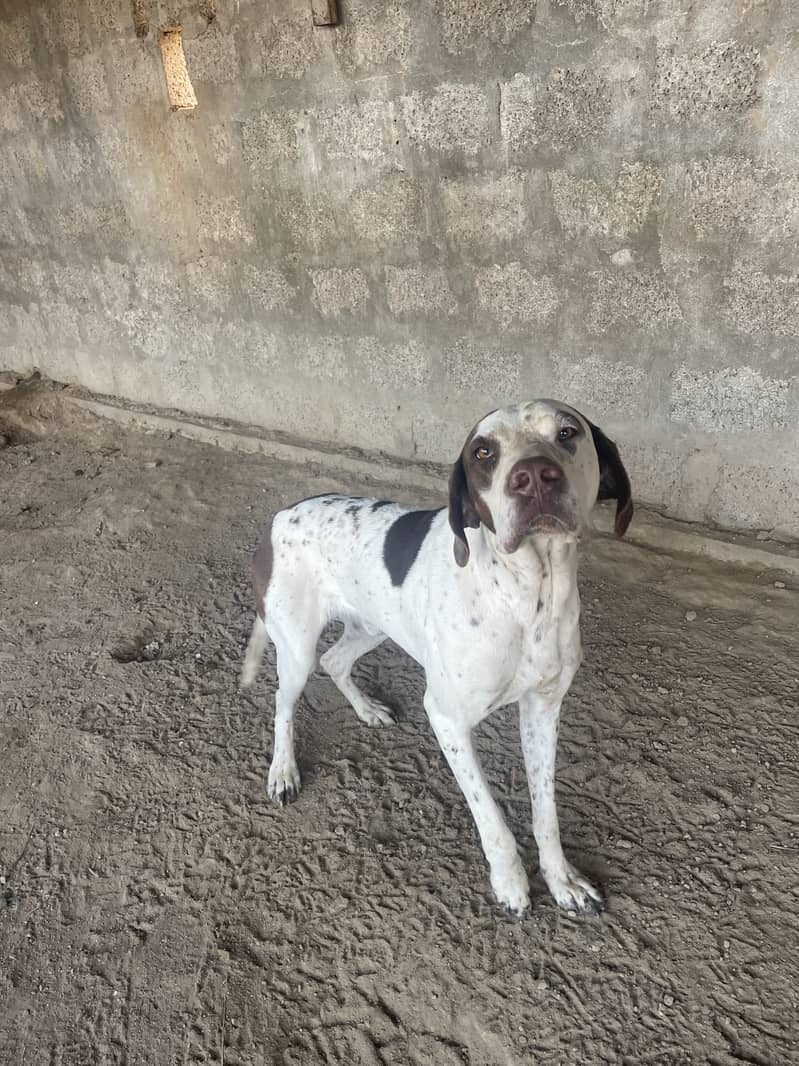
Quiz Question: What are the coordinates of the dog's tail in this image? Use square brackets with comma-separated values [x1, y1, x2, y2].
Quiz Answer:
[240, 614, 269, 689]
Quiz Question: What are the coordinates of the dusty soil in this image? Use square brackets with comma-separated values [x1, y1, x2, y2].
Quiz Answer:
[0, 384, 797, 1066]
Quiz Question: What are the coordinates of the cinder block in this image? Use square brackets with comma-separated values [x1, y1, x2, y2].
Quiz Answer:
[723, 270, 799, 336]
[311, 268, 369, 316]
[550, 163, 662, 239]
[53, 201, 133, 249]
[276, 192, 339, 250]
[196, 195, 255, 246]
[95, 128, 147, 180]
[350, 174, 424, 246]
[357, 336, 431, 389]
[243, 108, 301, 169]
[444, 338, 522, 395]
[40, 5, 83, 56]
[112, 45, 162, 108]
[400, 83, 492, 155]
[183, 25, 238, 84]
[242, 263, 296, 313]
[759, 50, 799, 162]
[476, 263, 559, 327]
[654, 41, 760, 118]
[45, 300, 82, 344]
[551, 354, 647, 415]
[588, 271, 682, 332]
[0, 207, 40, 249]
[501, 70, 610, 151]
[333, 1, 413, 73]
[186, 255, 236, 310]
[22, 77, 65, 123]
[337, 394, 416, 456]
[670, 365, 790, 432]
[66, 52, 109, 116]
[439, 171, 527, 248]
[293, 333, 348, 381]
[316, 99, 388, 163]
[48, 261, 98, 306]
[84, 0, 126, 35]
[0, 304, 47, 355]
[132, 261, 184, 310]
[552, 0, 649, 26]
[710, 459, 799, 534]
[257, 12, 322, 79]
[0, 14, 33, 67]
[122, 308, 173, 360]
[0, 87, 24, 133]
[385, 265, 457, 315]
[670, 156, 799, 243]
[215, 320, 280, 370]
[4, 142, 48, 188]
[437, 0, 535, 55]
[50, 136, 96, 187]
[91, 260, 133, 318]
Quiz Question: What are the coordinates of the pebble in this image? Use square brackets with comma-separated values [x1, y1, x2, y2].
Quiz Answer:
[685, 611, 697, 622]
[663, 994, 674, 1006]
[677, 716, 689, 728]
[774, 581, 785, 589]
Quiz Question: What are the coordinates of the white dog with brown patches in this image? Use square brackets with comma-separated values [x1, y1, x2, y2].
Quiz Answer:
[242, 400, 633, 916]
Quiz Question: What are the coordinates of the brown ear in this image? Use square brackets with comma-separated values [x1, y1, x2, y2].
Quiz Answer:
[448, 454, 480, 566]
[587, 421, 633, 537]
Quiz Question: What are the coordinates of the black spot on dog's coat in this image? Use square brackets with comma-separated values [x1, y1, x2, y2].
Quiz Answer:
[371, 499, 394, 511]
[383, 509, 442, 587]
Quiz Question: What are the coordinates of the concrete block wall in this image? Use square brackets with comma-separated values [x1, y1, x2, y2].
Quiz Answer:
[0, 0, 798, 536]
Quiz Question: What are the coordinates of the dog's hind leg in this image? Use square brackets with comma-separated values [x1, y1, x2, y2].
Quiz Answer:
[266, 609, 323, 806]
[319, 621, 395, 726]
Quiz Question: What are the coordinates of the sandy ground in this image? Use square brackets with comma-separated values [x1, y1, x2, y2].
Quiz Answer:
[0, 384, 797, 1066]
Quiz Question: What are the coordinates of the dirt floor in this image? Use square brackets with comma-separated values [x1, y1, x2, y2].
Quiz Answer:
[0, 384, 797, 1066]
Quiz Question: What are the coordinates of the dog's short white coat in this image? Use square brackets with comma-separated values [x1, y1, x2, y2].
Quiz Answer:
[242, 401, 622, 915]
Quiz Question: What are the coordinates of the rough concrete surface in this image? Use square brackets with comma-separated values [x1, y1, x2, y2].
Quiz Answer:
[1, 386, 797, 1066]
[0, 0, 799, 538]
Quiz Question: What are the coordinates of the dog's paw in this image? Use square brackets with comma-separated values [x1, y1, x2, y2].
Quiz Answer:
[545, 862, 604, 916]
[491, 860, 531, 917]
[354, 697, 396, 728]
[267, 760, 301, 806]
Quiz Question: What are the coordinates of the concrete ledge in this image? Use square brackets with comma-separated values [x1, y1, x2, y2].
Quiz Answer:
[60, 390, 798, 580]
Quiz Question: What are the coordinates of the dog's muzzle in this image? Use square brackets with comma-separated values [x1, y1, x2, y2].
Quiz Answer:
[503, 457, 576, 541]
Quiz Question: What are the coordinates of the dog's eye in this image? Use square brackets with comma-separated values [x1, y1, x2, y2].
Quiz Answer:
[474, 445, 493, 461]
[557, 427, 577, 442]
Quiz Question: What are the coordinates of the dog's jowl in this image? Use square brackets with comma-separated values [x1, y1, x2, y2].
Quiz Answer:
[242, 400, 632, 916]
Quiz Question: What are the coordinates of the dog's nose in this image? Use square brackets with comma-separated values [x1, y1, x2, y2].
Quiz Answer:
[508, 457, 564, 497]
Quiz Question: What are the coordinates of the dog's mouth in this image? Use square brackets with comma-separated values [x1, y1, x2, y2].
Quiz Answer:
[496, 505, 578, 553]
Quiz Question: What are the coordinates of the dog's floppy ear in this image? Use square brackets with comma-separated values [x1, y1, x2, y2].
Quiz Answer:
[448, 453, 480, 567]
[587, 421, 633, 537]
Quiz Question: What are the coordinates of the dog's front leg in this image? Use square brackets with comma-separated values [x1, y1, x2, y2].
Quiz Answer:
[425, 693, 530, 916]
[519, 693, 604, 915]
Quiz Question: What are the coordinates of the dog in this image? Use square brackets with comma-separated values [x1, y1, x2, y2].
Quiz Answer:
[241, 400, 632, 915]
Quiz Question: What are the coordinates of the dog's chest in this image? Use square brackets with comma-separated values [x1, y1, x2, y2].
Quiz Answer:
[443, 581, 581, 715]
[511, 608, 580, 697]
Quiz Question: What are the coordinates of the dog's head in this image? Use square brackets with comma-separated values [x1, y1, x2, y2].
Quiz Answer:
[448, 400, 633, 566]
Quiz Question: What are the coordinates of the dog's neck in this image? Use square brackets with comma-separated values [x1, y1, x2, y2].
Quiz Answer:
[467, 526, 580, 626]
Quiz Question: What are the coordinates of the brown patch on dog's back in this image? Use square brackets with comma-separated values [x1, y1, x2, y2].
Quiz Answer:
[253, 519, 274, 620]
